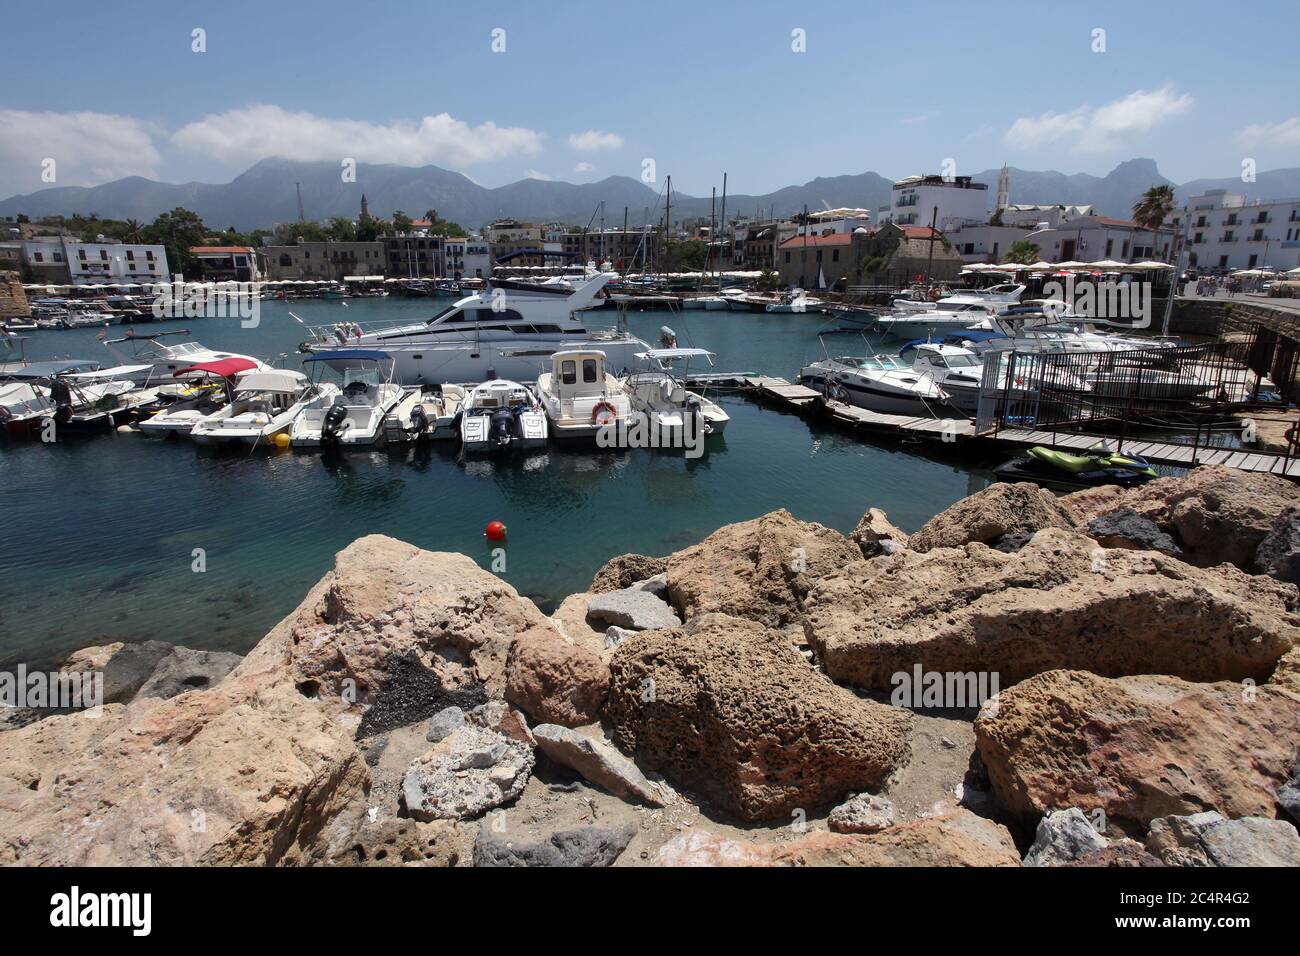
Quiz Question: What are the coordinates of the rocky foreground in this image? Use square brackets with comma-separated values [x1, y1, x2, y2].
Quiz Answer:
[3, 464, 1299, 867]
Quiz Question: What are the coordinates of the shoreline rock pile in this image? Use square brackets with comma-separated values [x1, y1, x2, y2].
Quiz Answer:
[1, 464, 1296, 867]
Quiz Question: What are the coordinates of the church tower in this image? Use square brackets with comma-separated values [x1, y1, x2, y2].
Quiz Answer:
[359, 194, 371, 221]
[996, 165, 1009, 211]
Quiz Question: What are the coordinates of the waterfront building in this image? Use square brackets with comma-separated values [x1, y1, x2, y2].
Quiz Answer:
[483, 219, 546, 267]
[560, 228, 658, 269]
[943, 223, 1037, 264]
[1181, 189, 1300, 272]
[16, 236, 170, 285]
[443, 238, 491, 279]
[261, 241, 385, 281]
[776, 222, 963, 289]
[189, 245, 260, 282]
[383, 235, 445, 278]
[1024, 216, 1162, 264]
[886, 174, 989, 232]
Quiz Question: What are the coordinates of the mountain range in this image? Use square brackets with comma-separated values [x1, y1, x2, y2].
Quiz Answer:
[2, 158, 1298, 232]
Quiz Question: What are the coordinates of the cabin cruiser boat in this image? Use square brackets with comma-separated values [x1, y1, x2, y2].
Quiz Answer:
[534, 349, 633, 439]
[620, 348, 730, 439]
[383, 383, 467, 442]
[102, 331, 269, 384]
[874, 300, 1000, 339]
[190, 369, 339, 446]
[300, 273, 652, 384]
[766, 290, 830, 313]
[799, 353, 953, 416]
[890, 283, 1023, 313]
[44, 365, 162, 432]
[459, 379, 548, 450]
[136, 358, 257, 437]
[291, 350, 406, 448]
[682, 295, 731, 311]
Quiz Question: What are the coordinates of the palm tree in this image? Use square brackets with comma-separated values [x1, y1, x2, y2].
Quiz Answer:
[1132, 185, 1177, 262]
[123, 219, 144, 243]
[1003, 240, 1040, 265]
[423, 209, 439, 225]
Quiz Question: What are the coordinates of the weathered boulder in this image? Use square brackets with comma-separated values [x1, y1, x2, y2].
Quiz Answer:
[1062, 843, 1166, 867]
[664, 509, 861, 628]
[401, 724, 534, 822]
[907, 482, 1076, 553]
[1087, 508, 1181, 555]
[1063, 465, 1300, 569]
[135, 646, 243, 700]
[1272, 645, 1300, 696]
[605, 613, 912, 822]
[504, 626, 609, 727]
[1146, 812, 1300, 867]
[851, 508, 909, 558]
[532, 723, 668, 806]
[473, 822, 636, 867]
[585, 588, 680, 631]
[655, 810, 1019, 867]
[329, 816, 460, 866]
[425, 705, 465, 743]
[828, 793, 897, 834]
[589, 554, 667, 594]
[1255, 505, 1300, 585]
[805, 528, 1300, 690]
[975, 670, 1300, 828]
[1022, 808, 1108, 866]
[1278, 765, 1300, 822]
[239, 534, 552, 735]
[97, 640, 176, 704]
[0, 675, 369, 866]
[465, 700, 535, 747]
[604, 626, 636, 650]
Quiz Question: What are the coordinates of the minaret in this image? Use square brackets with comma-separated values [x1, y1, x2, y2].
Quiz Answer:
[359, 194, 371, 221]
[996, 164, 1009, 211]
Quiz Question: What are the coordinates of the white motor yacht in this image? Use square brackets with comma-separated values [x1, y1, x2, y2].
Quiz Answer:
[799, 352, 953, 416]
[190, 369, 339, 446]
[874, 300, 1001, 339]
[291, 350, 405, 448]
[620, 348, 730, 439]
[534, 349, 633, 439]
[459, 379, 548, 450]
[300, 273, 652, 384]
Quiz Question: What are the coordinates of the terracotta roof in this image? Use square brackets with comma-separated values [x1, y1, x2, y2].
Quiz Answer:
[899, 225, 942, 239]
[190, 246, 254, 255]
[1094, 217, 1144, 229]
[778, 233, 854, 248]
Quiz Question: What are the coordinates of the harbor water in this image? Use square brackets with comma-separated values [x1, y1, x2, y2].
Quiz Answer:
[0, 297, 997, 667]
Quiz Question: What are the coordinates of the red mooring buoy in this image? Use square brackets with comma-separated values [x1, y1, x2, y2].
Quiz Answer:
[485, 520, 507, 542]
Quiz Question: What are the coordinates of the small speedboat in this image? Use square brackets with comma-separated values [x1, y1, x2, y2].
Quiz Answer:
[765, 291, 829, 313]
[190, 369, 339, 446]
[459, 379, 548, 451]
[290, 350, 405, 448]
[137, 358, 259, 437]
[799, 352, 953, 416]
[620, 347, 730, 440]
[534, 349, 632, 440]
[993, 444, 1158, 491]
[384, 383, 467, 442]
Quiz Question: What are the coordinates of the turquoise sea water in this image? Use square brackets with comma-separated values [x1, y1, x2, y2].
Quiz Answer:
[0, 297, 997, 667]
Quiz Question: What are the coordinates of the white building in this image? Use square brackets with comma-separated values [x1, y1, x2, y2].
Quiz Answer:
[944, 223, 1036, 264]
[19, 236, 169, 285]
[1025, 216, 1160, 264]
[998, 204, 1095, 230]
[799, 207, 871, 236]
[1182, 189, 1300, 272]
[887, 175, 988, 232]
[444, 237, 491, 279]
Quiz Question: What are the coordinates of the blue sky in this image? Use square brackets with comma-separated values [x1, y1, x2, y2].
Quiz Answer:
[2, 0, 1298, 198]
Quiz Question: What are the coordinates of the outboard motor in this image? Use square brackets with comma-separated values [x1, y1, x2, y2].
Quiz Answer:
[485, 366, 498, 381]
[660, 326, 677, 349]
[409, 403, 430, 436]
[489, 407, 515, 446]
[321, 402, 349, 443]
[49, 379, 73, 425]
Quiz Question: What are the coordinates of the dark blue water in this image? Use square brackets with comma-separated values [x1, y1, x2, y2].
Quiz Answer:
[0, 298, 995, 667]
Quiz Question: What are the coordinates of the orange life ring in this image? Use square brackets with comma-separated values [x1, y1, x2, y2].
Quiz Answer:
[591, 401, 618, 426]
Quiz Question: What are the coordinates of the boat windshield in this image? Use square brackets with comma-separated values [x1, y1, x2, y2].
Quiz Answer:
[938, 353, 980, 368]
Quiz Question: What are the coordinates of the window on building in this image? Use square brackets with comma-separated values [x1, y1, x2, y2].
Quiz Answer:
[33, 252, 43, 262]
[832, 249, 840, 262]
[784, 251, 791, 263]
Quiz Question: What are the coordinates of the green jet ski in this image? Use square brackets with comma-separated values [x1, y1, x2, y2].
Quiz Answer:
[992, 444, 1159, 491]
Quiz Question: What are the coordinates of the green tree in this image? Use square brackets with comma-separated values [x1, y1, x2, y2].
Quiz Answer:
[756, 268, 778, 291]
[1132, 184, 1177, 262]
[326, 217, 358, 242]
[391, 210, 413, 234]
[423, 209, 439, 225]
[144, 207, 208, 278]
[123, 219, 144, 243]
[355, 217, 381, 242]
[1002, 240, 1040, 265]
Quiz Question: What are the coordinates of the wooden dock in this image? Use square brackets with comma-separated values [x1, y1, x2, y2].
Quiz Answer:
[732, 375, 1300, 478]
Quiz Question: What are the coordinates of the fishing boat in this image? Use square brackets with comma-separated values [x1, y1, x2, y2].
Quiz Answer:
[534, 349, 633, 439]
[290, 350, 406, 448]
[620, 348, 730, 439]
[383, 382, 467, 442]
[190, 369, 339, 446]
[300, 273, 652, 384]
[459, 379, 548, 451]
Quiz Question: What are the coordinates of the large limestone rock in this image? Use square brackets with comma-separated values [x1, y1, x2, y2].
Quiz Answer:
[605, 614, 912, 822]
[805, 528, 1300, 690]
[656, 810, 1019, 867]
[135, 646, 243, 700]
[504, 626, 608, 727]
[474, 823, 636, 867]
[401, 724, 534, 821]
[1063, 464, 1300, 570]
[1146, 812, 1300, 867]
[585, 588, 680, 631]
[907, 482, 1076, 553]
[1255, 505, 1300, 585]
[240, 534, 552, 735]
[851, 508, 909, 558]
[975, 670, 1300, 829]
[1022, 808, 1108, 866]
[0, 675, 369, 866]
[664, 509, 861, 628]
[532, 723, 668, 806]
[1272, 645, 1300, 696]
[589, 554, 666, 593]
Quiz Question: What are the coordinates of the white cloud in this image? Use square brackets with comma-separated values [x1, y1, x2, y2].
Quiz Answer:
[574, 161, 595, 173]
[1004, 85, 1192, 152]
[172, 104, 543, 167]
[567, 129, 624, 151]
[1239, 117, 1300, 147]
[0, 108, 162, 195]
[524, 169, 554, 181]
[900, 112, 935, 126]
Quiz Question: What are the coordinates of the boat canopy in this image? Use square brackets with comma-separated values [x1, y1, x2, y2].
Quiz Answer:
[233, 369, 307, 392]
[301, 349, 391, 363]
[175, 357, 259, 379]
[5, 360, 100, 379]
[637, 348, 716, 361]
[63, 364, 153, 380]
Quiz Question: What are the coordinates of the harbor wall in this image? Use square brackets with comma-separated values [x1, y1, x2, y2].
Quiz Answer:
[0, 271, 28, 319]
